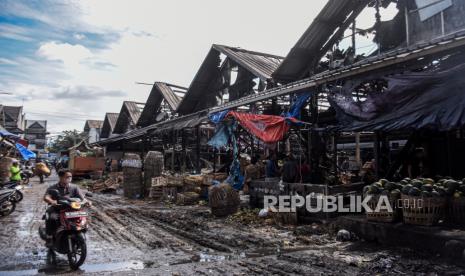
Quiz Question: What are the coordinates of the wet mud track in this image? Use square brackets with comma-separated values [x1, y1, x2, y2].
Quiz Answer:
[1, 176, 464, 275]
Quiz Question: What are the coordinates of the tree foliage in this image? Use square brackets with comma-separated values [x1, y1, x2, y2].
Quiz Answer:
[49, 130, 86, 153]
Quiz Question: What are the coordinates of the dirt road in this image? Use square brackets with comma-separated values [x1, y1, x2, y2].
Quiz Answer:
[1, 175, 464, 275]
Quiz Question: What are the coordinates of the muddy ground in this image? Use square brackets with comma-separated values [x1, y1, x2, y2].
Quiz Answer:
[1, 174, 464, 275]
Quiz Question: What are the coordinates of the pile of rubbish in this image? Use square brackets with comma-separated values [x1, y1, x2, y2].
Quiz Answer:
[90, 172, 123, 193]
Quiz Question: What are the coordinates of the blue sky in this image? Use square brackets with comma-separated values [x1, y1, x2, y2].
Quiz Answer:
[0, 0, 393, 134]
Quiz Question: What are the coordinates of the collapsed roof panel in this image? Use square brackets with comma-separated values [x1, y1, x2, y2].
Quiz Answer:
[272, 0, 371, 83]
[137, 82, 186, 127]
[113, 101, 145, 134]
[176, 45, 284, 115]
[100, 112, 119, 139]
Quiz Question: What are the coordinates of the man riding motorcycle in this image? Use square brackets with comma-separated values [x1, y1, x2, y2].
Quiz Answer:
[43, 169, 91, 246]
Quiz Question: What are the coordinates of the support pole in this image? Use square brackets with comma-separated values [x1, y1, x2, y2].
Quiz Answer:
[196, 126, 201, 174]
[355, 132, 361, 165]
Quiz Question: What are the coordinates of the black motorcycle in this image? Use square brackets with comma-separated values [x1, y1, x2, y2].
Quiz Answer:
[0, 189, 17, 216]
[1, 181, 24, 202]
[39, 189, 89, 270]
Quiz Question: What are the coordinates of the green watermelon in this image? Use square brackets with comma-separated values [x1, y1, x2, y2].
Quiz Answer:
[409, 187, 421, 197]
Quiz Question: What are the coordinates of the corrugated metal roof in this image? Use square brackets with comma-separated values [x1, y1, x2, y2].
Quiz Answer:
[273, 0, 370, 82]
[137, 82, 185, 127]
[177, 45, 284, 115]
[100, 113, 119, 139]
[113, 101, 145, 134]
[213, 45, 284, 81]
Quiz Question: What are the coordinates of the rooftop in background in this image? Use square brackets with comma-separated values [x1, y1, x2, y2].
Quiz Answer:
[84, 120, 104, 131]
[25, 120, 47, 129]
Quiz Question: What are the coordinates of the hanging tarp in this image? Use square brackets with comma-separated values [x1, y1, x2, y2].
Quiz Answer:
[0, 126, 19, 141]
[15, 143, 36, 160]
[282, 91, 312, 119]
[207, 123, 234, 149]
[227, 111, 300, 143]
[330, 62, 465, 132]
[209, 110, 229, 124]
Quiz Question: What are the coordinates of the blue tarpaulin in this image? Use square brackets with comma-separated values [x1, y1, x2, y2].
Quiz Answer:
[0, 127, 20, 141]
[15, 143, 36, 160]
[207, 124, 231, 149]
[209, 110, 229, 124]
[282, 91, 312, 119]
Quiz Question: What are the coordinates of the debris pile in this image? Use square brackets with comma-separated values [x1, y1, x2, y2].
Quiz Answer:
[90, 172, 123, 193]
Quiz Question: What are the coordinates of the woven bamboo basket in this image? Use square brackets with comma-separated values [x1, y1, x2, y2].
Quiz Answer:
[176, 192, 200, 205]
[366, 194, 401, 223]
[401, 194, 446, 226]
[209, 183, 240, 217]
[448, 197, 465, 225]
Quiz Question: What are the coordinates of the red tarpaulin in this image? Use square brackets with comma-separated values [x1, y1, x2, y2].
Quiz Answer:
[227, 111, 299, 143]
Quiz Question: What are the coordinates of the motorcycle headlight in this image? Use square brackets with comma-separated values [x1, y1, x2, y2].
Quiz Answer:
[70, 202, 81, 209]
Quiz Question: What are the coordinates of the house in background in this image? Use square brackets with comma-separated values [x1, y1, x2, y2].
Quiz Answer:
[2, 106, 25, 136]
[24, 120, 47, 151]
[100, 113, 119, 139]
[83, 120, 103, 144]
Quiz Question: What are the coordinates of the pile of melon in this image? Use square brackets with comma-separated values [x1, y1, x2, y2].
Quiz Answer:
[364, 178, 465, 198]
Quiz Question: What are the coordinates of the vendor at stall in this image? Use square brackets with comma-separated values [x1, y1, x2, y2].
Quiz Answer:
[265, 152, 280, 179]
[243, 155, 260, 194]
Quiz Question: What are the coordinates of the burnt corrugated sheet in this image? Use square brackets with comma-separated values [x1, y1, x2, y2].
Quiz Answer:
[273, 0, 370, 82]
[176, 45, 284, 115]
[100, 113, 119, 138]
[213, 45, 284, 81]
[113, 101, 145, 134]
[137, 82, 184, 127]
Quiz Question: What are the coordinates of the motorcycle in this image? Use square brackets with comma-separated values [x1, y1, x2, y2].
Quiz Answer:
[0, 189, 17, 216]
[1, 181, 24, 202]
[39, 189, 89, 270]
[20, 169, 34, 185]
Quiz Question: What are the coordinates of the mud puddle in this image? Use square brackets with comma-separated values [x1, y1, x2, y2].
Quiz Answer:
[0, 260, 145, 275]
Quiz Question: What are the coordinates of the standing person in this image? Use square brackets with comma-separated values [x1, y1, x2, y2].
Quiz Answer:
[265, 152, 280, 179]
[243, 155, 260, 194]
[299, 157, 311, 183]
[10, 160, 22, 183]
[282, 155, 299, 183]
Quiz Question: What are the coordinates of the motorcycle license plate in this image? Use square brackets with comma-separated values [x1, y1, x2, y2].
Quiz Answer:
[64, 211, 88, 218]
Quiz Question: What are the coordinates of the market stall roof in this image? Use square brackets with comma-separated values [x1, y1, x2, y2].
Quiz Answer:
[176, 44, 284, 115]
[113, 101, 145, 134]
[96, 111, 209, 145]
[100, 112, 119, 139]
[272, 0, 370, 83]
[137, 82, 186, 127]
[84, 120, 103, 131]
[330, 60, 465, 131]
